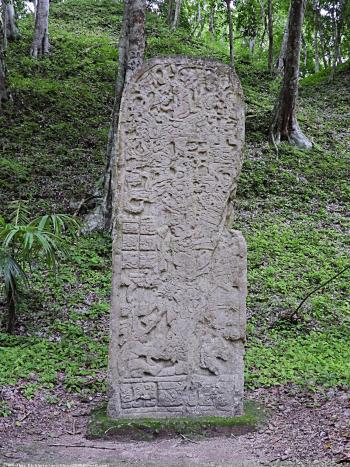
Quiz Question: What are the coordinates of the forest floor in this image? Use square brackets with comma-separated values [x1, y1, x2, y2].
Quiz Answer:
[0, 1, 349, 465]
[1, 385, 350, 464]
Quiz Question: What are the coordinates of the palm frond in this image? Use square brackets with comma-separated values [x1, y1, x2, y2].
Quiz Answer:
[0, 249, 28, 299]
[30, 214, 80, 236]
[8, 200, 30, 226]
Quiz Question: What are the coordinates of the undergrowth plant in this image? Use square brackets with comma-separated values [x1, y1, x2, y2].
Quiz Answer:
[0, 201, 79, 333]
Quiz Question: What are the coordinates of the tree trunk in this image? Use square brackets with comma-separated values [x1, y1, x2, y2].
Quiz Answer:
[167, 0, 175, 26]
[259, 0, 267, 47]
[84, 0, 146, 232]
[6, 287, 16, 334]
[197, 1, 201, 23]
[334, 14, 341, 66]
[330, 4, 337, 80]
[209, 3, 215, 35]
[33, 0, 38, 16]
[172, 0, 182, 29]
[226, 0, 234, 70]
[318, 24, 327, 69]
[249, 37, 255, 55]
[6, 0, 19, 41]
[314, 15, 319, 72]
[270, 0, 312, 150]
[30, 0, 50, 58]
[0, 0, 8, 109]
[302, 34, 307, 68]
[268, 0, 274, 73]
[275, 8, 290, 73]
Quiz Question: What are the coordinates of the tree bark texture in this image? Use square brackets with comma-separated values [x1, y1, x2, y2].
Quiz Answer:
[270, 0, 312, 150]
[101, 0, 146, 231]
[30, 0, 50, 58]
[302, 34, 307, 67]
[6, 287, 16, 334]
[275, 7, 290, 73]
[268, 0, 274, 73]
[226, 0, 234, 69]
[6, 0, 19, 41]
[209, 2, 215, 35]
[333, 10, 341, 66]
[167, 0, 175, 26]
[314, 16, 319, 71]
[172, 0, 182, 29]
[0, 0, 8, 108]
[318, 24, 328, 68]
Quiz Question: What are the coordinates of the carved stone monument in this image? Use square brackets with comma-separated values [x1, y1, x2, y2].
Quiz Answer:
[108, 57, 246, 418]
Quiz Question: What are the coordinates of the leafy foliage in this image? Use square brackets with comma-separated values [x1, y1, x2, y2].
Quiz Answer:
[0, 201, 79, 332]
[246, 328, 350, 388]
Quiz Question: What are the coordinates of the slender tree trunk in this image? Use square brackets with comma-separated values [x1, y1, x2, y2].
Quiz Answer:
[268, 0, 274, 73]
[167, 0, 175, 26]
[330, 4, 337, 80]
[318, 24, 327, 68]
[195, 1, 206, 38]
[172, 0, 182, 29]
[259, 0, 267, 47]
[0, 0, 8, 109]
[335, 0, 346, 66]
[334, 15, 341, 66]
[209, 3, 215, 35]
[249, 37, 256, 56]
[6, 287, 16, 334]
[314, 13, 320, 72]
[6, 0, 19, 41]
[86, 0, 146, 232]
[226, 0, 234, 70]
[270, 0, 312, 150]
[30, 0, 50, 58]
[302, 34, 307, 67]
[275, 7, 290, 73]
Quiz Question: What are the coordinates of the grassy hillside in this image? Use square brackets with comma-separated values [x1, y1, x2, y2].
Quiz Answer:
[0, 0, 349, 401]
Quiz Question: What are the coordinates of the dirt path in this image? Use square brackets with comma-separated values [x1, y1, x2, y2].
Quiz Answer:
[1, 386, 349, 465]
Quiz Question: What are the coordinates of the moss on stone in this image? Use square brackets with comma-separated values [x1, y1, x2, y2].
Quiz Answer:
[86, 400, 266, 441]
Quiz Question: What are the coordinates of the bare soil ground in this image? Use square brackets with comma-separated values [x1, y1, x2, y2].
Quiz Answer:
[1, 385, 349, 465]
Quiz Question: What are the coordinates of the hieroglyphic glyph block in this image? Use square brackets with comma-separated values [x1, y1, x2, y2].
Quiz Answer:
[108, 57, 246, 418]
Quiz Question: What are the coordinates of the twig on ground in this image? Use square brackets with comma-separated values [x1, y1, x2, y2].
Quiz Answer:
[104, 426, 118, 435]
[179, 434, 199, 444]
[47, 443, 118, 450]
[288, 264, 350, 322]
[18, 412, 32, 422]
[67, 419, 78, 435]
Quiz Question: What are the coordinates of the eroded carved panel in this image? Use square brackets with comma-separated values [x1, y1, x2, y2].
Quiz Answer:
[108, 57, 246, 418]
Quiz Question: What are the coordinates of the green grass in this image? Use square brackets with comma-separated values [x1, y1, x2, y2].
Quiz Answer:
[0, 0, 349, 399]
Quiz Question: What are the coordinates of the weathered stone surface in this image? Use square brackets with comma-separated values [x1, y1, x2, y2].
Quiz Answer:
[108, 57, 246, 418]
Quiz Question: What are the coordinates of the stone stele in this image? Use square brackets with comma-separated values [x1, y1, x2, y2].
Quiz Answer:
[108, 57, 246, 419]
